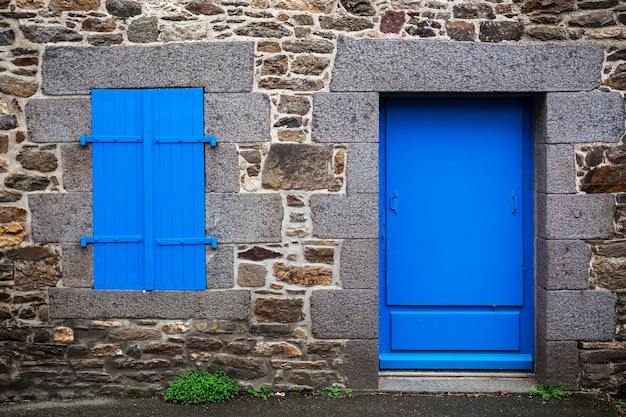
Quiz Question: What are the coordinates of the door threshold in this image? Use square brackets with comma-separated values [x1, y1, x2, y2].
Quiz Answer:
[379, 371, 536, 394]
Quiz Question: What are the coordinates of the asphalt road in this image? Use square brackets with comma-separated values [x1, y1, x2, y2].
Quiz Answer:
[0, 393, 620, 417]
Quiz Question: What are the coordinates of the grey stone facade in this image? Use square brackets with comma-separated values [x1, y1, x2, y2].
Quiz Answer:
[2, 0, 626, 401]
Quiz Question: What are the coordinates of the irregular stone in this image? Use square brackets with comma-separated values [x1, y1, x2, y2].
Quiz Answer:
[142, 343, 183, 355]
[257, 41, 281, 53]
[105, 0, 142, 17]
[53, 327, 74, 343]
[453, 3, 494, 19]
[581, 165, 626, 193]
[91, 343, 123, 357]
[304, 247, 334, 265]
[307, 341, 343, 356]
[282, 39, 334, 53]
[275, 0, 333, 13]
[286, 225, 309, 238]
[319, 15, 374, 31]
[109, 328, 161, 341]
[274, 262, 332, 286]
[288, 369, 342, 388]
[287, 195, 305, 207]
[22, 25, 82, 43]
[237, 263, 267, 287]
[12, 57, 38, 66]
[112, 359, 170, 369]
[261, 55, 288, 76]
[607, 145, 626, 164]
[340, 0, 375, 16]
[446, 21, 475, 41]
[278, 95, 311, 116]
[255, 297, 304, 322]
[185, 0, 224, 15]
[186, 336, 222, 351]
[521, 0, 575, 14]
[162, 323, 189, 334]
[71, 359, 104, 369]
[0, 191, 20, 203]
[0, 30, 15, 46]
[262, 143, 333, 190]
[258, 77, 324, 91]
[209, 354, 267, 380]
[479, 21, 524, 42]
[90, 320, 123, 328]
[249, 324, 291, 337]
[579, 0, 618, 8]
[0, 135, 7, 153]
[238, 246, 282, 261]
[67, 344, 89, 357]
[49, 0, 99, 10]
[82, 18, 117, 32]
[252, 341, 301, 357]
[190, 352, 212, 361]
[291, 55, 330, 76]
[293, 14, 314, 25]
[527, 25, 568, 41]
[592, 257, 626, 291]
[0, 223, 26, 247]
[15, 258, 60, 288]
[405, 23, 436, 37]
[0, 74, 38, 97]
[17, 150, 58, 173]
[379, 11, 405, 35]
[5, 174, 49, 191]
[0, 115, 17, 130]
[0, 207, 27, 224]
[235, 22, 292, 37]
[569, 10, 615, 27]
[126, 345, 141, 358]
[128, 16, 158, 43]
[272, 359, 326, 369]
[274, 117, 302, 128]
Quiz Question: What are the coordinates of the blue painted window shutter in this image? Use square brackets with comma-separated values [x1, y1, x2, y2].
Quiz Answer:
[83, 88, 215, 290]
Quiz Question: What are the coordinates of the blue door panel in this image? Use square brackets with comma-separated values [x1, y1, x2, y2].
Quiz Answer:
[90, 88, 207, 291]
[390, 310, 520, 351]
[380, 97, 534, 370]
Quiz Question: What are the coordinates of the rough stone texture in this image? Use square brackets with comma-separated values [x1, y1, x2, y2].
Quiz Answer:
[331, 37, 602, 92]
[282, 39, 333, 54]
[319, 15, 374, 31]
[0, 207, 27, 223]
[42, 43, 254, 95]
[5, 174, 49, 191]
[252, 341, 301, 357]
[185, 0, 224, 15]
[346, 143, 378, 194]
[273, 262, 332, 286]
[535, 144, 576, 194]
[237, 262, 267, 287]
[536, 336, 580, 390]
[205, 143, 239, 193]
[537, 194, 615, 240]
[312, 93, 378, 143]
[22, 26, 82, 43]
[238, 246, 282, 261]
[62, 244, 93, 288]
[538, 92, 624, 144]
[453, 3, 495, 19]
[304, 247, 334, 264]
[209, 354, 267, 380]
[205, 93, 270, 142]
[479, 21, 524, 42]
[206, 245, 234, 289]
[446, 21, 476, 41]
[49, 288, 250, 319]
[50, 0, 100, 10]
[258, 77, 324, 91]
[278, 95, 310, 115]
[87, 33, 123, 46]
[61, 144, 92, 192]
[17, 150, 58, 173]
[0, 223, 27, 247]
[380, 10, 405, 34]
[536, 239, 591, 290]
[291, 55, 330, 76]
[342, 339, 378, 389]
[255, 297, 304, 322]
[127, 17, 159, 43]
[341, 239, 377, 289]
[310, 194, 378, 239]
[537, 288, 616, 341]
[105, 0, 142, 17]
[26, 98, 91, 143]
[234, 22, 292, 38]
[30, 193, 92, 243]
[206, 194, 283, 243]
[0, 115, 17, 130]
[592, 257, 626, 291]
[311, 289, 377, 338]
[581, 165, 626, 193]
[262, 143, 333, 190]
[0, 74, 38, 97]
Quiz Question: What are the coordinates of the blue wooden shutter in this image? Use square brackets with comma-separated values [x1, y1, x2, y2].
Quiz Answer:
[85, 88, 210, 290]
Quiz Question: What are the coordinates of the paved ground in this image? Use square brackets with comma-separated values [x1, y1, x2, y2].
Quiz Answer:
[0, 392, 620, 417]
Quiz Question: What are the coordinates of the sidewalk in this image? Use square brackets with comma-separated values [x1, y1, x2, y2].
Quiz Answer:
[1, 392, 619, 417]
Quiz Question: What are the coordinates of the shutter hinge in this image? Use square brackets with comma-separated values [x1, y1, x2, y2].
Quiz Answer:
[156, 236, 218, 249]
[80, 235, 143, 247]
[153, 135, 217, 147]
[80, 135, 142, 146]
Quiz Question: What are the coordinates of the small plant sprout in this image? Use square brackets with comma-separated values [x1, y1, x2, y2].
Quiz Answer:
[327, 383, 353, 398]
[163, 370, 239, 405]
[247, 385, 275, 401]
[530, 383, 566, 399]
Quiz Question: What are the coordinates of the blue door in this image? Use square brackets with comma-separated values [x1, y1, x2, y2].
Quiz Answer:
[379, 98, 534, 370]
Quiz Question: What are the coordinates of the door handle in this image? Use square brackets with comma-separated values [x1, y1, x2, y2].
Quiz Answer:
[391, 191, 398, 213]
[511, 191, 517, 214]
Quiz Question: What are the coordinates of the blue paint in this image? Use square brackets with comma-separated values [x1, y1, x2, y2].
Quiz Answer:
[379, 97, 534, 370]
[86, 88, 211, 290]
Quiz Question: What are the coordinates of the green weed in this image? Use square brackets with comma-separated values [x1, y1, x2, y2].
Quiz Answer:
[248, 385, 275, 400]
[530, 383, 566, 399]
[163, 370, 238, 405]
[327, 384, 353, 398]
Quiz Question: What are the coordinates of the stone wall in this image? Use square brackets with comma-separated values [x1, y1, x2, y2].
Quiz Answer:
[0, 0, 625, 400]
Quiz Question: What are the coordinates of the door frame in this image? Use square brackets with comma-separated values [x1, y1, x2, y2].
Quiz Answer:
[378, 95, 535, 371]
